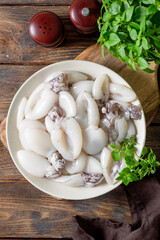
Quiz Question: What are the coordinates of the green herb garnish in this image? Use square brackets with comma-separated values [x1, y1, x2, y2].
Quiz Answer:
[97, 0, 160, 72]
[110, 137, 160, 185]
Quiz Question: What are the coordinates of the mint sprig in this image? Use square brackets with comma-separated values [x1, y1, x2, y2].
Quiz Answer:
[97, 0, 160, 72]
[110, 137, 160, 185]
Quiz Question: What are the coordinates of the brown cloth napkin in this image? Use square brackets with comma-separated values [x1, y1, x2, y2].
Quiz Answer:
[72, 171, 160, 240]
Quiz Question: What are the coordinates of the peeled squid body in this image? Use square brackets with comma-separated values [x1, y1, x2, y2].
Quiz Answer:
[17, 101, 55, 157]
[22, 128, 56, 158]
[17, 97, 28, 129]
[64, 71, 88, 83]
[100, 148, 114, 185]
[25, 83, 58, 120]
[46, 71, 88, 84]
[76, 92, 100, 129]
[84, 156, 103, 174]
[92, 73, 109, 101]
[53, 173, 84, 187]
[17, 150, 55, 177]
[110, 83, 136, 102]
[18, 119, 46, 150]
[83, 126, 108, 155]
[65, 151, 87, 174]
[59, 91, 76, 117]
[19, 119, 45, 131]
[126, 120, 136, 138]
[51, 118, 82, 161]
[45, 116, 55, 134]
[70, 81, 93, 99]
[115, 117, 128, 143]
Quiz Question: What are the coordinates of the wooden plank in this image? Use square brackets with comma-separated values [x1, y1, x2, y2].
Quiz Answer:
[0, 65, 43, 122]
[0, 181, 131, 238]
[152, 106, 160, 124]
[0, 6, 98, 64]
[0, 0, 72, 5]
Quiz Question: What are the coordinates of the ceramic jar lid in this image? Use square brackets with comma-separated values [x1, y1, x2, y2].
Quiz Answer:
[69, 0, 101, 34]
[29, 11, 65, 47]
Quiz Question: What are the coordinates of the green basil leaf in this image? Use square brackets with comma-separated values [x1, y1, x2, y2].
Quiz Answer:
[120, 168, 131, 175]
[116, 176, 122, 181]
[103, 11, 111, 22]
[153, 36, 160, 48]
[110, 25, 119, 33]
[104, 41, 110, 50]
[125, 6, 134, 22]
[129, 22, 140, 30]
[146, 20, 152, 28]
[129, 50, 133, 59]
[101, 22, 109, 33]
[142, 37, 149, 49]
[122, 177, 131, 185]
[117, 47, 126, 60]
[129, 29, 137, 40]
[149, 50, 160, 58]
[140, 16, 146, 32]
[115, 14, 121, 21]
[101, 44, 105, 59]
[136, 39, 141, 47]
[121, 11, 126, 22]
[142, 0, 155, 4]
[108, 33, 121, 46]
[131, 172, 139, 181]
[147, 4, 158, 15]
[109, 1, 121, 15]
[118, 32, 128, 40]
[128, 144, 135, 150]
[128, 42, 135, 49]
[110, 143, 116, 149]
[125, 155, 135, 167]
[143, 68, 155, 73]
[103, 31, 109, 41]
[135, 45, 142, 56]
[142, 146, 148, 156]
[134, 6, 148, 21]
[112, 150, 121, 161]
[128, 59, 137, 71]
[138, 57, 149, 69]
[123, 2, 130, 10]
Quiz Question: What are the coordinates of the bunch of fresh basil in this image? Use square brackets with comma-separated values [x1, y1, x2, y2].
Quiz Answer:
[97, 0, 160, 72]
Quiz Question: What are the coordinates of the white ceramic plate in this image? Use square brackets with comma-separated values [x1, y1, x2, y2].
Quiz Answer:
[6, 60, 146, 200]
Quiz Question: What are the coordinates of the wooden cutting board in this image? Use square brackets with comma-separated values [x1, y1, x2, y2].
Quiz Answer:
[0, 44, 160, 148]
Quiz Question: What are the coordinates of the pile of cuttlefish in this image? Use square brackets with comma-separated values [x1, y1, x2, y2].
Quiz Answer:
[17, 71, 142, 187]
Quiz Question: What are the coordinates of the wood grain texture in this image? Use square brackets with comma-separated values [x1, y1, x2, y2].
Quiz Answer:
[0, 0, 72, 5]
[0, 182, 131, 238]
[0, 65, 43, 121]
[152, 107, 160, 124]
[0, 6, 98, 64]
[0, 118, 7, 148]
[76, 44, 160, 126]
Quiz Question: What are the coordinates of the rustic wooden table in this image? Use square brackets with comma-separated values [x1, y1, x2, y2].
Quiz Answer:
[0, 1, 160, 239]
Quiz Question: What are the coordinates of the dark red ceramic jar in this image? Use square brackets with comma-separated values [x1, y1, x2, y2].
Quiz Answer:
[69, 0, 101, 34]
[29, 11, 65, 47]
